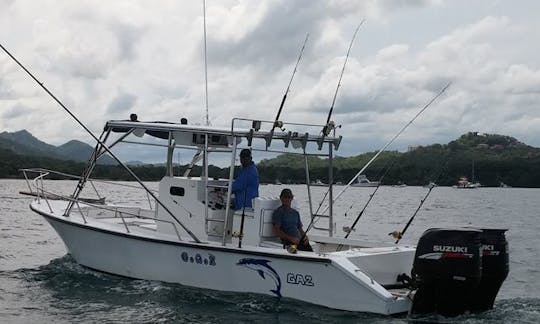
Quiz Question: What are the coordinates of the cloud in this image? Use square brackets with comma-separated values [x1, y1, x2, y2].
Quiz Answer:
[1, 102, 31, 119]
[107, 91, 137, 115]
[1, 0, 540, 162]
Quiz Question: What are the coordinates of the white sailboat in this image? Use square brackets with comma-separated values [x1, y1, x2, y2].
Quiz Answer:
[454, 160, 481, 189]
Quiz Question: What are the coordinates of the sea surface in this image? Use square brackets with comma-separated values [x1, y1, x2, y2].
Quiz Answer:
[1, 179, 539, 323]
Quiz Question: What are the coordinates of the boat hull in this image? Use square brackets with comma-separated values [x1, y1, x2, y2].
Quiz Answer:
[32, 201, 410, 315]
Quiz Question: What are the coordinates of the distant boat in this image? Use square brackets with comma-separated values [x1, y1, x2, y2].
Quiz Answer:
[393, 181, 407, 188]
[351, 175, 379, 187]
[499, 182, 511, 188]
[453, 176, 480, 189]
[454, 160, 481, 189]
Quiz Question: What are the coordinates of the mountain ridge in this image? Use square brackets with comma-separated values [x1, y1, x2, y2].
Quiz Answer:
[0, 130, 116, 165]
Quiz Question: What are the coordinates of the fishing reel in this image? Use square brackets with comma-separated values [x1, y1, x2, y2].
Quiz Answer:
[287, 244, 298, 254]
[388, 230, 403, 240]
[273, 120, 285, 131]
[342, 226, 355, 234]
[232, 231, 243, 239]
[322, 121, 339, 136]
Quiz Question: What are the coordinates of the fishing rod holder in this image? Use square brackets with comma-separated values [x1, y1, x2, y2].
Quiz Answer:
[230, 117, 341, 151]
[289, 132, 309, 150]
[247, 129, 255, 146]
[251, 120, 262, 131]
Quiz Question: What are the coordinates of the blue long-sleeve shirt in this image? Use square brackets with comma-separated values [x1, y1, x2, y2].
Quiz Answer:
[232, 162, 259, 209]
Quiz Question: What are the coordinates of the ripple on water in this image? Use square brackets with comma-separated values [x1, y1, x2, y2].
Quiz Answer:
[1, 255, 539, 323]
[2, 182, 540, 323]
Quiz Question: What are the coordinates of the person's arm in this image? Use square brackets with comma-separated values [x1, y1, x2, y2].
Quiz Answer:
[232, 168, 246, 193]
[297, 210, 308, 243]
[272, 225, 300, 245]
[245, 165, 259, 189]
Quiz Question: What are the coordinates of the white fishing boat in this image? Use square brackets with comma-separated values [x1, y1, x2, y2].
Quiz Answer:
[22, 116, 509, 316]
[4, 18, 507, 314]
[350, 174, 379, 187]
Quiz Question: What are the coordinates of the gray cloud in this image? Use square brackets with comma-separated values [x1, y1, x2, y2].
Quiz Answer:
[2, 102, 31, 119]
[1, 1, 540, 163]
[107, 92, 137, 115]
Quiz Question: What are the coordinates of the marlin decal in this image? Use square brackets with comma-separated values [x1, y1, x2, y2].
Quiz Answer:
[237, 258, 282, 297]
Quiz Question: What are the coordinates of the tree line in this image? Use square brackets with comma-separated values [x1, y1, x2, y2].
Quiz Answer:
[2, 132, 540, 187]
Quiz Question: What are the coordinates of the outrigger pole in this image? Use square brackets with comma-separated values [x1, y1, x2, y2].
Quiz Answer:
[327, 82, 452, 210]
[0, 43, 201, 243]
[270, 34, 309, 133]
[203, 0, 210, 126]
[322, 20, 364, 137]
[340, 158, 399, 241]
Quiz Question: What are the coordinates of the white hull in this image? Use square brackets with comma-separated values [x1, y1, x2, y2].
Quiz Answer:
[32, 200, 412, 315]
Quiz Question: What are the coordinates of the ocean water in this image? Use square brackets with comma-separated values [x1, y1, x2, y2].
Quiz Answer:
[1, 179, 539, 323]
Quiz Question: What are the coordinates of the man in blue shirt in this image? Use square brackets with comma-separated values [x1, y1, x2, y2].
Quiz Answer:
[272, 188, 312, 251]
[232, 149, 259, 209]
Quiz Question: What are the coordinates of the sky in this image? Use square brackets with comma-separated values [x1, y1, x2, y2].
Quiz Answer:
[1, 0, 540, 164]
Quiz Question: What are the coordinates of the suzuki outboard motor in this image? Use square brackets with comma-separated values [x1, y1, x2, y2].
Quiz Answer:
[410, 228, 509, 316]
[470, 228, 509, 312]
[411, 228, 482, 316]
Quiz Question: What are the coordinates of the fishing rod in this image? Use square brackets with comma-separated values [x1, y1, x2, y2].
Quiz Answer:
[341, 157, 399, 240]
[268, 33, 309, 137]
[303, 82, 452, 237]
[325, 82, 451, 210]
[0, 43, 202, 243]
[297, 22, 364, 235]
[391, 157, 450, 244]
[237, 176, 249, 248]
[391, 182, 436, 244]
[322, 20, 364, 136]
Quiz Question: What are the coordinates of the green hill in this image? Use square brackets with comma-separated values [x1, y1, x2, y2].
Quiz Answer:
[2, 131, 540, 187]
[258, 132, 540, 187]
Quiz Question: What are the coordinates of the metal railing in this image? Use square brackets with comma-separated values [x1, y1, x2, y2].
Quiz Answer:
[20, 168, 182, 241]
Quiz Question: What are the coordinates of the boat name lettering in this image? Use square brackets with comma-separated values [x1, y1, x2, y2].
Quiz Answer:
[432, 245, 468, 253]
[286, 273, 314, 286]
[180, 251, 216, 266]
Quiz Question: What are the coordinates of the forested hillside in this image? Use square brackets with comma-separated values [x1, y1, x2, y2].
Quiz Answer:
[2, 132, 540, 187]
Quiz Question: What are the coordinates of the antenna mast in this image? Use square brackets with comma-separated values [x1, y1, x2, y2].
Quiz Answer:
[203, 0, 210, 125]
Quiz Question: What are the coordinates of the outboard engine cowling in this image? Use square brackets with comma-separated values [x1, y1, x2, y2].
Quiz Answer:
[470, 228, 509, 312]
[411, 228, 482, 316]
